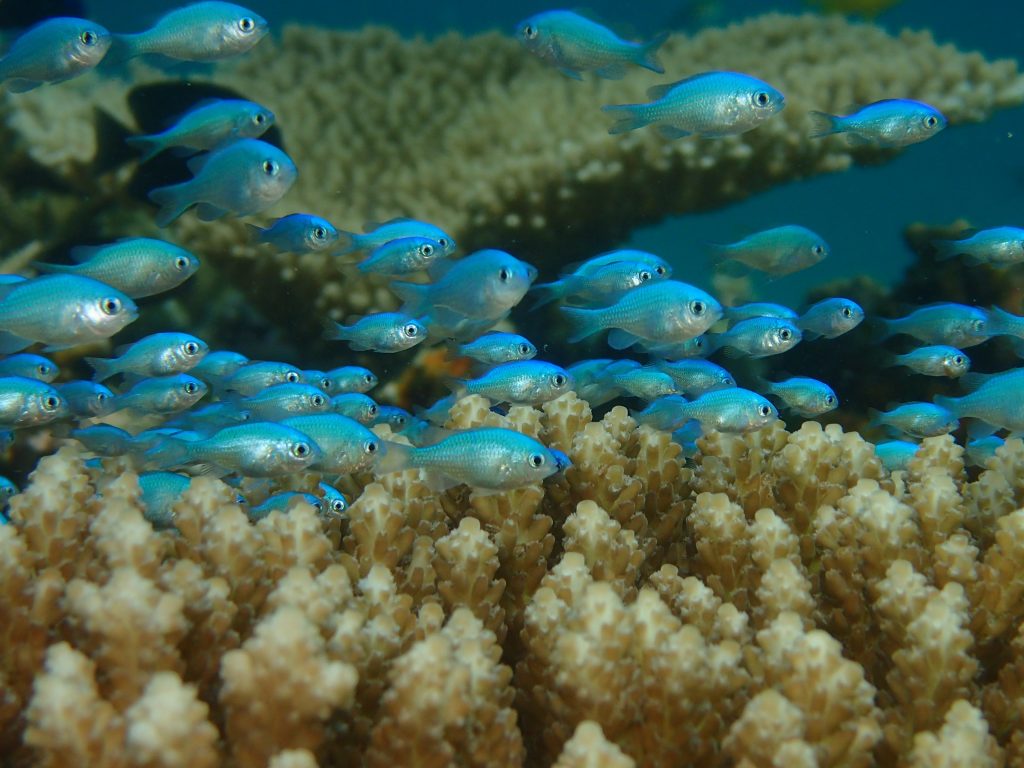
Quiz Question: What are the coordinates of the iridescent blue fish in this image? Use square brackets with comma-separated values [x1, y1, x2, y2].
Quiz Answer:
[127, 99, 274, 163]
[165, 402, 252, 432]
[879, 304, 988, 348]
[985, 306, 1024, 340]
[759, 376, 838, 417]
[149, 139, 297, 227]
[357, 236, 444, 276]
[652, 359, 736, 396]
[248, 214, 339, 254]
[797, 298, 864, 340]
[70, 424, 136, 456]
[0, 275, 137, 352]
[113, 1, 268, 62]
[330, 393, 378, 424]
[336, 218, 456, 257]
[318, 482, 348, 518]
[602, 71, 785, 139]
[935, 369, 1024, 435]
[56, 380, 114, 418]
[377, 426, 560, 491]
[191, 350, 250, 382]
[531, 259, 668, 309]
[452, 360, 573, 406]
[0, 17, 110, 93]
[110, 374, 207, 415]
[724, 303, 798, 323]
[0, 377, 68, 427]
[883, 345, 970, 378]
[874, 440, 920, 472]
[323, 313, 427, 353]
[373, 406, 413, 430]
[86, 332, 208, 381]
[706, 317, 802, 358]
[636, 389, 777, 433]
[809, 99, 946, 148]
[234, 383, 329, 421]
[248, 492, 323, 522]
[281, 413, 382, 474]
[708, 225, 828, 276]
[516, 10, 667, 80]
[37, 238, 200, 299]
[0, 354, 58, 382]
[452, 333, 536, 365]
[572, 250, 671, 277]
[138, 471, 192, 530]
[220, 361, 302, 396]
[965, 436, 1004, 468]
[324, 366, 377, 394]
[934, 227, 1024, 267]
[869, 403, 958, 438]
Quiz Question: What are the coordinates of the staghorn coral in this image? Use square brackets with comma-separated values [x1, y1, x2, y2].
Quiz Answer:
[7, 409, 1024, 765]
[3, 14, 1023, 334]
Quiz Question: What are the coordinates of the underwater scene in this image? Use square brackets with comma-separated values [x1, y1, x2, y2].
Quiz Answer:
[2, 0, 1024, 765]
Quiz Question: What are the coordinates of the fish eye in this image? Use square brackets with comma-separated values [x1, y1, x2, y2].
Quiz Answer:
[285, 371, 300, 383]
[518, 343, 532, 355]
[813, 245, 825, 256]
[498, 268, 511, 282]
[80, 30, 98, 46]
[365, 439, 379, 454]
[825, 394, 836, 405]
[528, 452, 545, 468]
[754, 91, 771, 107]
[184, 382, 198, 394]
[330, 499, 346, 513]
[723, 375, 735, 385]
[184, 342, 200, 355]
[254, 112, 266, 125]
[690, 300, 706, 315]
[311, 394, 325, 407]
[842, 307, 853, 318]
[367, 404, 378, 417]
[262, 159, 279, 176]
[174, 256, 190, 270]
[101, 297, 122, 315]
[238, 16, 256, 33]
[522, 24, 538, 39]
[363, 373, 376, 385]
[403, 323, 420, 337]
[925, 115, 938, 128]
[655, 265, 667, 276]
[438, 238, 449, 250]
[292, 441, 311, 458]
[310, 499, 323, 512]
[779, 328, 792, 341]
[312, 227, 327, 240]
[694, 337, 705, 349]
[953, 355, 965, 365]
[37, 364, 50, 376]
[319, 378, 332, 391]
[420, 244, 434, 257]
[639, 270, 652, 282]
[758, 405, 772, 417]
[552, 373, 567, 388]
[43, 395, 60, 411]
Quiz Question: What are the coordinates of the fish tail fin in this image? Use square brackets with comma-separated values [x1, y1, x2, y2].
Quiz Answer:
[106, 33, 146, 64]
[705, 242, 736, 269]
[871, 317, 896, 341]
[390, 281, 429, 315]
[374, 440, 414, 476]
[322, 319, 351, 342]
[31, 261, 73, 275]
[866, 408, 885, 429]
[529, 280, 565, 309]
[245, 223, 269, 243]
[879, 351, 898, 369]
[148, 182, 192, 227]
[933, 394, 961, 418]
[561, 306, 605, 343]
[85, 357, 117, 382]
[931, 239, 966, 261]
[808, 111, 841, 139]
[141, 436, 191, 471]
[333, 229, 360, 256]
[124, 134, 165, 164]
[600, 103, 650, 135]
[636, 31, 669, 73]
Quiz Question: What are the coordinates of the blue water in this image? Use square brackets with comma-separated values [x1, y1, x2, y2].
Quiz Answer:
[82, 0, 1024, 308]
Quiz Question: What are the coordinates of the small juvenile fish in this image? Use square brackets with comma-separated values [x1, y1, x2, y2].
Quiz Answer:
[0, 377, 68, 427]
[874, 440, 920, 472]
[144, 421, 321, 477]
[56, 381, 114, 418]
[934, 227, 1024, 266]
[330, 393, 379, 424]
[281, 413, 381, 474]
[248, 492, 323, 522]
[603, 367, 678, 403]
[935, 369, 1024, 434]
[318, 482, 348, 518]
[324, 313, 427, 353]
[138, 472, 192, 529]
[797, 298, 864, 340]
[0, 354, 59, 382]
[393, 250, 536, 338]
[357, 236, 444, 276]
[235, 383, 329, 421]
[453, 360, 573, 406]
[724, 303, 798, 322]
[562, 280, 722, 349]
[965, 436, 1004, 468]
[709, 225, 829, 276]
[531, 259, 668, 309]
[0, 275, 137, 352]
[149, 139, 297, 227]
[336, 218, 456, 257]
[71, 424, 136, 456]
[324, 366, 377, 394]
[602, 71, 785, 139]
[248, 214, 339, 254]
[192, 350, 250, 382]
[0, 17, 111, 93]
[87, 332, 208, 381]
[221, 361, 302, 396]
[869, 403, 958, 438]
[635, 388, 777, 433]
[37, 238, 200, 299]
[707, 317, 802, 358]
[516, 10, 667, 80]
[573, 250, 671, 278]
[880, 304, 989, 348]
[377, 426, 560, 491]
[652, 359, 736, 396]
[884, 345, 970, 378]
[301, 370, 333, 393]
[114, 1, 268, 62]
[373, 406, 413, 430]
[453, 333, 536, 365]
[809, 99, 946, 148]
[639, 336, 710, 360]
[110, 374, 207, 414]
[127, 99, 275, 163]
[760, 376, 838, 417]
[165, 402, 252, 432]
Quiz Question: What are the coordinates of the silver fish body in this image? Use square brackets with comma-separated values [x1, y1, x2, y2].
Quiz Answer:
[0, 377, 68, 427]
[249, 214, 339, 254]
[797, 298, 864, 340]
[880, 304, 989, 348]
[761, 377, 838, 417]
[707, 317, 802, 358]
[221, 361, 302, 396]
[934, 227, 1024, 266]
[709, 225, 828, 276]
[281, 413, 381, 474]
[127, 99, 274, 162]
[86, 332, 208, 381]
[457, 361, 573, 406]
[652, 359, 736, 396]
[323, 313, 427, 353]
[330, 393, 379, 424]
[248, 492, 323, 521]
[870, 403, 958, 438]
[637, 389, 777, 433]
[874, 441, 920, 472]
[0, 17, 111, 92]
[237, 383, 329, 421]
[191, 350, 250, 382]
[886, 345, 970, 378]
[935, 369, 1024, 433]
[114, 1, 268, 61]
[71, 425, 136, 456]
[531, 259, 668, 309]
[138, 472, 193, 529]
[809, 99, 946, 148]
[324, 366, 378, 394]
[112, 374, 208, 414]
[0, 354, 59, 382]
[56, 380, 115, 417]
[454, 333, 536, 365]
[357, 236, 444, 276]
[336, 218, 456, 257]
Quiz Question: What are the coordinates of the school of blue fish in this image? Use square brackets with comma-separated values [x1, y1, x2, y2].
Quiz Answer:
[0, 3, 1019, 527]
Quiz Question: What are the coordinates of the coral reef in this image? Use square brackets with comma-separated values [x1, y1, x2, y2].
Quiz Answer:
[2, 14, 1022, 336]
[4, 399, 1024, 764]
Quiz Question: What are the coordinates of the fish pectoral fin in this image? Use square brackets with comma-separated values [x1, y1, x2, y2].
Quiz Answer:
[421, 469, 459, 493]
[607, 329, 642, 350]
[558, 67, 584, 80]
[654, 124, 692, 140]
[594, 63, 627, 80]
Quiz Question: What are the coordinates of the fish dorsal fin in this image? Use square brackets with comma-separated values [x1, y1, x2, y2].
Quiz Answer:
[363, 217, 412, 232]
[646, 72, 717, 100]
[68, 244, 105, 263]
